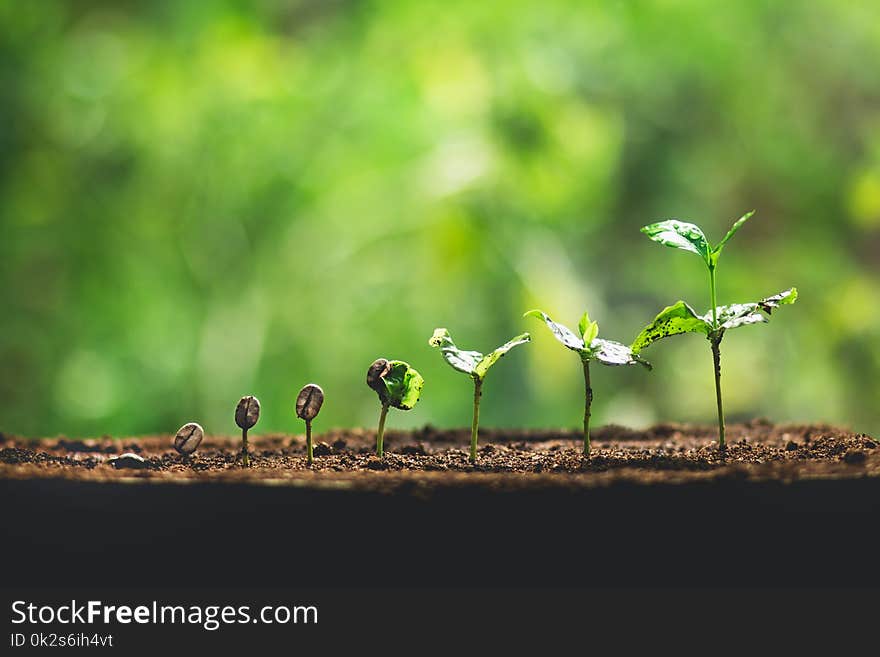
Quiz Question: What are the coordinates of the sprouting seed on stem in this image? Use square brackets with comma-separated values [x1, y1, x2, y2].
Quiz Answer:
[366, 358, 424, 458]
[296, 383, 324, 466]
[428, 328, 530, 463]
[173, 422, 204, 456]
[634, 211, 797, 449]
[524, 309, 651, 457]
[235, 395, 260, 467]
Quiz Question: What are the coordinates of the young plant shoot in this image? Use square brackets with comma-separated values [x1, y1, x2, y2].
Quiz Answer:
[525, 310, 651, 457]
[296, 383, 324, 466]
[366, 359, 424, 458]
[235, 395, 260, 467]
[428, 328, 530, 463]
[634, 211, 798, 448]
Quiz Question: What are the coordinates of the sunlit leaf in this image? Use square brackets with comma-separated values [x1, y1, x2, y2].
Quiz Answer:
[641, 220, 711, 262]
[472, 332, 531, 380]
[713, 210, 755, 258]
[758, 287, 798, 313]
[631, 301, 710, 353]
[524, 309, 584, 351]
[428, 328, 483, 374]
[380, 360, 424, 410]
[589, 338, 652, 369]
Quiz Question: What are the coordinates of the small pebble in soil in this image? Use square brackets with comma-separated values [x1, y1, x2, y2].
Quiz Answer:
[843, 450, 866, 465]
[785, 441, 799, 451]
[108, 453, 147, 469]
[313, 442, 332, 457]
[332, 439, 347, 451]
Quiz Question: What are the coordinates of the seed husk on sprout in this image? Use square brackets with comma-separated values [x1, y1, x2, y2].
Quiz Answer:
[235, 395, 260, 467]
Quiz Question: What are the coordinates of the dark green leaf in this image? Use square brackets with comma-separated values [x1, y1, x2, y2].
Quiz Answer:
[380, 360, 424, 410]
[428, 328, 483, 374]
[631, 301, 710, 353]
[641, 220, 711, 262]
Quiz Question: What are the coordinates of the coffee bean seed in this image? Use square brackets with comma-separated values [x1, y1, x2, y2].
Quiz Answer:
[173, 422, 204, 455]
[235, 395, 260, 430]
[296, 384, 324, 421]
[366, 358, 391, 395]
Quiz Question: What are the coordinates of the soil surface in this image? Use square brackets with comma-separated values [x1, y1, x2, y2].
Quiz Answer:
[1, 420, 877, 491]
[3, 421, 880, 589]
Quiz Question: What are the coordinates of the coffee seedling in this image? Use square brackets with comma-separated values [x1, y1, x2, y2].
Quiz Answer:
[635, 211, 797, 448]
[366, 359, 424, 458]
[525, 310, 651, 457]
[428, 328, 530, 463]
[296, 384, 324, 466]
[173, 422, 204, 457]
[235, 395, 260, 467]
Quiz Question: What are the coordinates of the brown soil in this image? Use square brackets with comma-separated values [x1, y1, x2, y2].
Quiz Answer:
[1, 420, 877, 491]
[3, 421, 880, 589]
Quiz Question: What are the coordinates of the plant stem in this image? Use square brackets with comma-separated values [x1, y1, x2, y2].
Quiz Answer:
[470, 378, 483, 463]
[376, 403, 389, 458]
[241, 427, 250, 467]
[709, 265, 718, 329]
[708, 264, 725, 448]
[582, 359, 593, 457]
[306, 419, 313, 466]
[711, 338, 726, 450]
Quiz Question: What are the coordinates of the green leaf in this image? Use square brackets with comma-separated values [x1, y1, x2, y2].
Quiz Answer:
[577, 311, 590, 340]
[641, 220, 711, 262]
[707, 287, 798, 333]
[380, 360, 424, 410]
[631, 301, 710, 353]
[524, 309, 584, 352]
[713, 210, 755, 258]
[758, 287, 798, 313]
[473, 332, 531, 380]
[428, 328, 483, 375]
[589, 338, 652, 370]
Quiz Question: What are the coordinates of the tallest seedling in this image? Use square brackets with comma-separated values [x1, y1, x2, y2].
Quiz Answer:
[633, 211, 797, 448]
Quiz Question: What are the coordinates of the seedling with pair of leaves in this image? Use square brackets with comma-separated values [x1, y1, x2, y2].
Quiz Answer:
[366, 359, 424, 458]
[525, 310, 651, 457]
[296, 384, 324, 466]
[429, 328, 530, 463]
[235, 395, 260, 466]
[634, 212, 797, 448]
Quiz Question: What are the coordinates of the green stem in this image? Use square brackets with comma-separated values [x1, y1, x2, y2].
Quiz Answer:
[582, 359, 593, 457]
[470, 378, 483, 463]
[241, 427, 250, 467]
[376, 403, 389, 458]
[709, 265, 718, 329]
[708, 265, 724, 449]
[306, 419, 313, 466]
[711, 338, 726, 449]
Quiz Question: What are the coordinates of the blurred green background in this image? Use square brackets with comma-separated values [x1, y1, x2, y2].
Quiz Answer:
[2, 0, 879, 439]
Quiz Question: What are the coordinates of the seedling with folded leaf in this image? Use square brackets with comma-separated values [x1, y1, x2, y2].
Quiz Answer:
[366, 359, 424, 458]
[525, 309, 651, 456]
[634, 211, 797, 448]
[428, 328, 530, 463]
